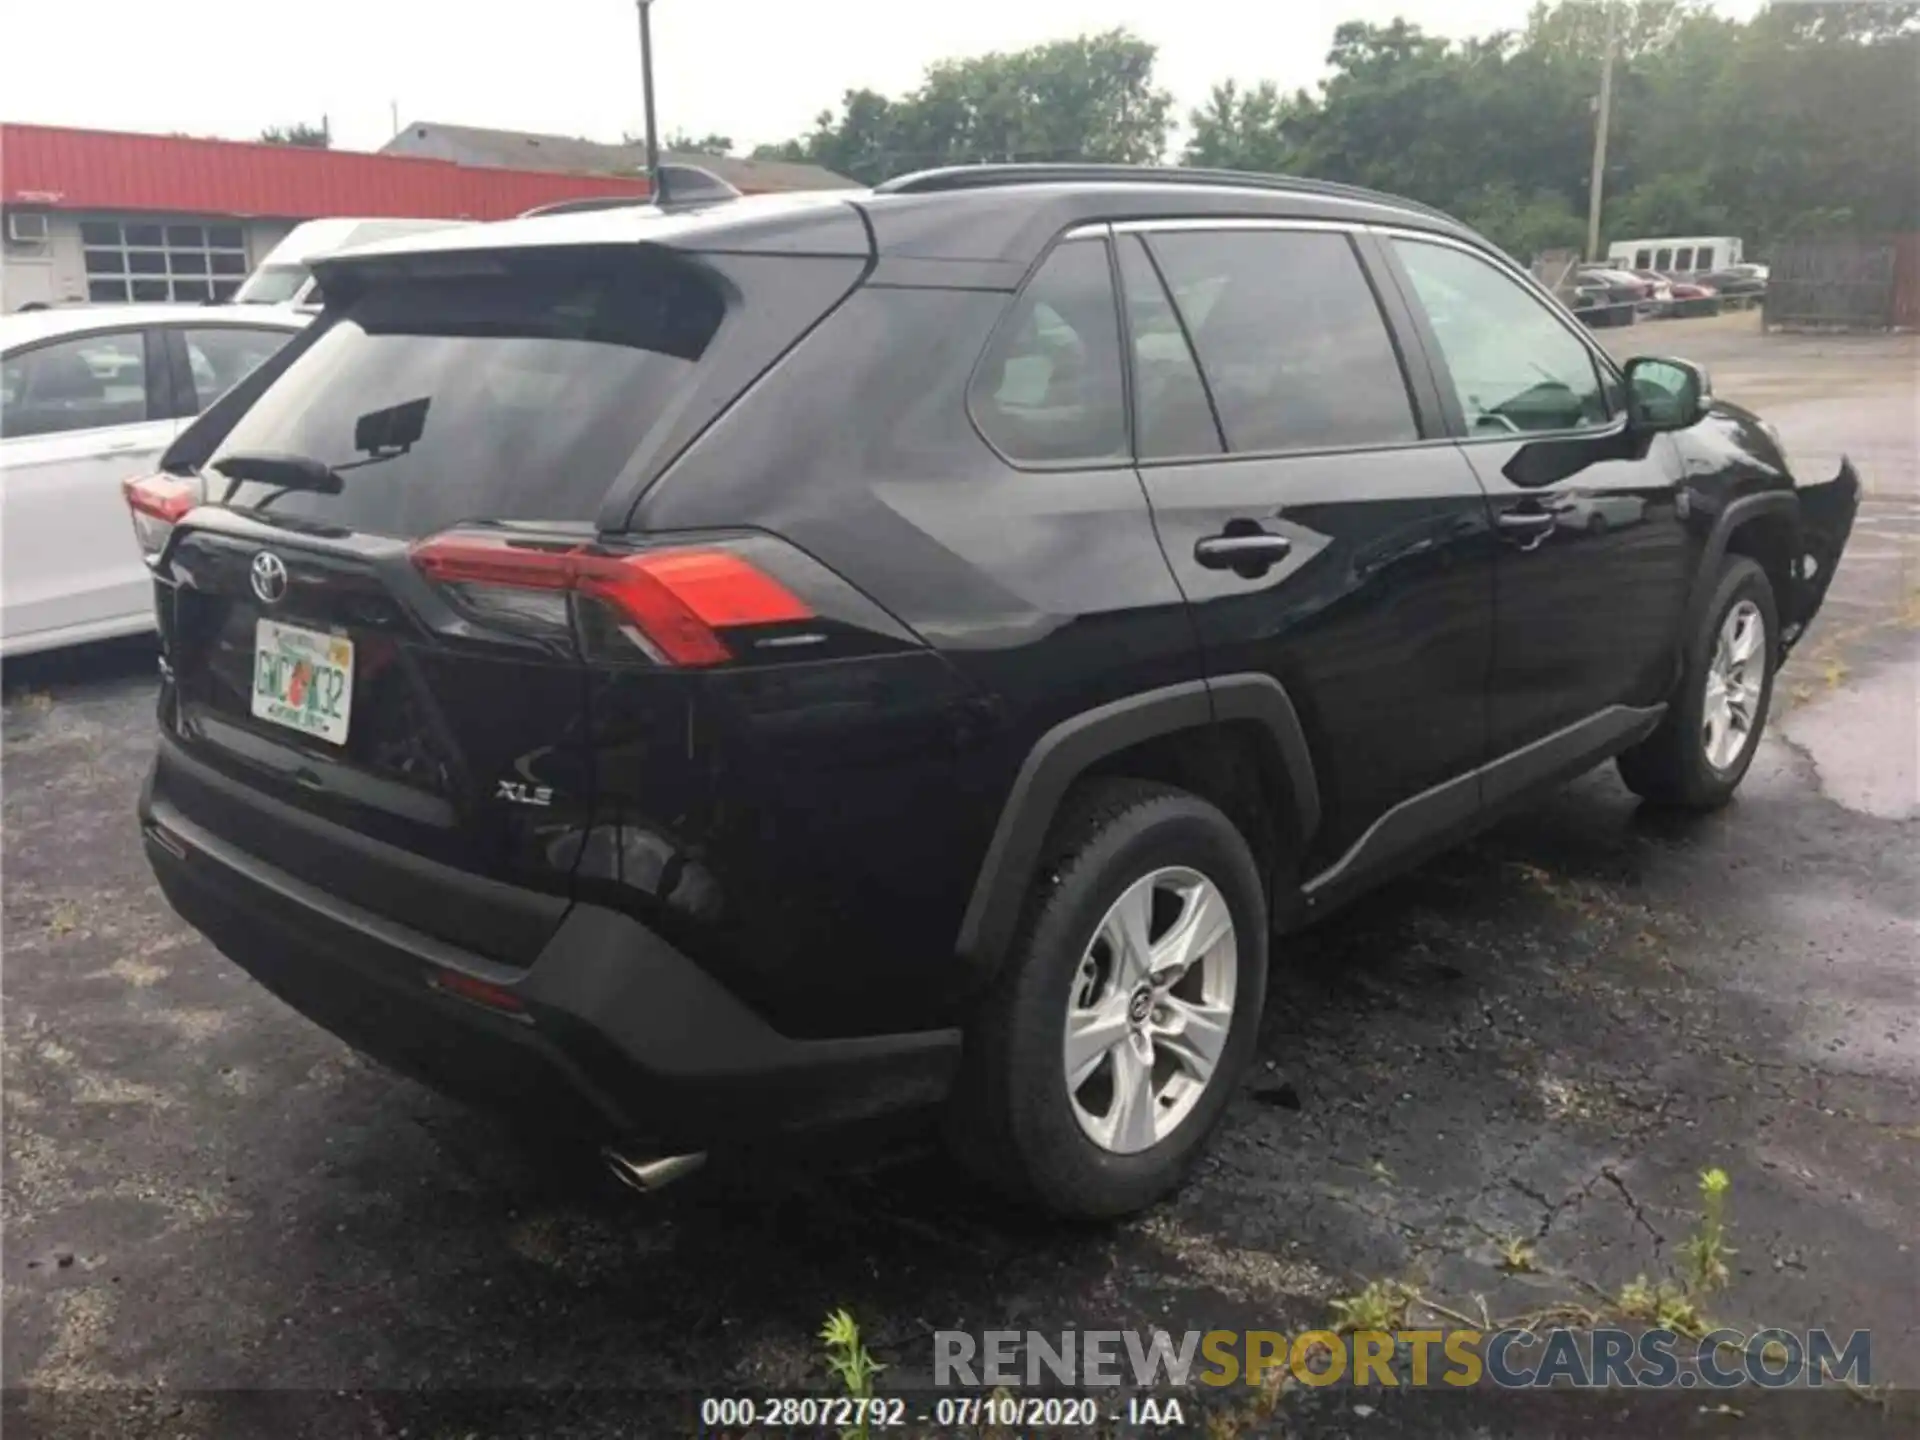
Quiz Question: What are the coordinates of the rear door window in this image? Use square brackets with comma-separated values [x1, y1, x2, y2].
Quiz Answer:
[971, 238, 1128, 465]
[1695, 246, 1715, 270]
[1116, 235, 1222, 459]
[205, 251, 724, 536]
[1674, 247, 1695, 271]
[179, 326, 295, 411]
[1655, 247, 1674, 270]
[1, 330, 150, 438]
[1145, 228, 1418, 454]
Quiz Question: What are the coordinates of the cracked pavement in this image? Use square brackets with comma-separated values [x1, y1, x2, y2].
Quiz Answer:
[3, 313, 1915, 1435]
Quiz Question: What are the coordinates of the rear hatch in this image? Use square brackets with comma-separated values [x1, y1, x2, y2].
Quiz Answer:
[150, 228, 869, 965]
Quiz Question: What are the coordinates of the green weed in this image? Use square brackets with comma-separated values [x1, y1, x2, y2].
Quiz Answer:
[819, 1308, 883, 1440]
[1329, 1278, 1409, 1333]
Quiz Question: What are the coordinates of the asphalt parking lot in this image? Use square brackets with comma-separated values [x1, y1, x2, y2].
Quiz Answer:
[4, 311, 1916, 1436]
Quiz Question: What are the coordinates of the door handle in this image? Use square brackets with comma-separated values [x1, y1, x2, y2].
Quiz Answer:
[101, 439, 144, 453]
[1195, 531, 1292, 575]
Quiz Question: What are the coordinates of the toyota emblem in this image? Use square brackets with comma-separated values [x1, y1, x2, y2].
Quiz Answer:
[250, 551, 289, 605]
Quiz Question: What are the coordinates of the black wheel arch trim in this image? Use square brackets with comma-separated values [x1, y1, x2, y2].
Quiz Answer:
[954, 673, 1320, 977]
[1684, 489, 1796, 642]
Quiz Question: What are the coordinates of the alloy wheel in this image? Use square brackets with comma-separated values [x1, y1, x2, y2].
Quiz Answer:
[1703, 598, 1765, 770]
[1062, 866, 1238, 1155]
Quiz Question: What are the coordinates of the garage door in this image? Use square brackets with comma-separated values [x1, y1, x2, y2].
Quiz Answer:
[80, 219, 250, 304]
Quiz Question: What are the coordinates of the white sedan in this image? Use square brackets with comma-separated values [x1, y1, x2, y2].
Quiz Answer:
[1, 304, 308, 657]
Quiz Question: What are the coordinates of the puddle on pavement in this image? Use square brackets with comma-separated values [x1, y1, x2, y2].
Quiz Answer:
[1779, 658, 1918, 820]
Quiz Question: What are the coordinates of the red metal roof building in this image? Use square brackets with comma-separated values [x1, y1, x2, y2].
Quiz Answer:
[1, 123, 652, 310]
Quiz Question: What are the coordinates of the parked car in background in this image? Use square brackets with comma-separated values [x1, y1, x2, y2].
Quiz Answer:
[1662, 275, 1724, 319]
[1626, 270, 1677, 315]
[1699, 267, 1767, 309]
[232, 218, 470, 309]
[1609, 235, 1743, 277]
[1572, 266, 1647, 326]
[1627, 269, 1725, 320]
[1565, 281, 1613, 326]
[1, 305, 308, 656]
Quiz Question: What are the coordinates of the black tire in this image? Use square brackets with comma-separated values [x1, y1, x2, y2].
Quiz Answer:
[944, 779, 1267, 1219]
[1618, 556, 1777, 808]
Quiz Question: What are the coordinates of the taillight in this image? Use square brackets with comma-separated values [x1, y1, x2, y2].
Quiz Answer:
[409, 532, 812, 666]
[122, 473, 199, 557]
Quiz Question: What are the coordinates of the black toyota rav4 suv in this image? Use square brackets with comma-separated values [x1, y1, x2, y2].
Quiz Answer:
[132, 165, 1859, 1219]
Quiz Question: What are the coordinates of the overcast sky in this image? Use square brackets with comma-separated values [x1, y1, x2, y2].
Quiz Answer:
[6, 0, 1763, 157]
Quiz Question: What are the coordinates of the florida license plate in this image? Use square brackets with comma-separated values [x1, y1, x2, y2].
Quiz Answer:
[251, 618, 353, 744]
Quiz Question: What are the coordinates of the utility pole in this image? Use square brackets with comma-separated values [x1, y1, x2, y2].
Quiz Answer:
[635, 0, 660, 179]
[1585, 2, 1617, 262]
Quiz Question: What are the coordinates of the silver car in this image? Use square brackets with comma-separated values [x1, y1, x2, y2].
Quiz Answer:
[1, 304, 307, 656]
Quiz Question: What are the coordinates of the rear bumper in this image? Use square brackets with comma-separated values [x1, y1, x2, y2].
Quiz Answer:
[140, 765, 960, 1149]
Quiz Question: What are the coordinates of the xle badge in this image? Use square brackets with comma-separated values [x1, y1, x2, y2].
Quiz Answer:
[495, 780, 554, 807]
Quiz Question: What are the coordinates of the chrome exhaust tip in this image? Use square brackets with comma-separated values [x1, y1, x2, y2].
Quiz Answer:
[602, 1146, 707, 1194]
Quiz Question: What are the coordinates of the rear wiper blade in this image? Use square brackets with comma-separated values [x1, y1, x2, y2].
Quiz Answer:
[212, 451, 346, 508]
[212, 452, 344, 494]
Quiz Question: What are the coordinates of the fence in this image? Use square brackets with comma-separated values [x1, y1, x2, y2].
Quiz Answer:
[1765, 235, 1920, 330]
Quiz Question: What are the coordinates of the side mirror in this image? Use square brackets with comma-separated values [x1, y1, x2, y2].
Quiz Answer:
[1624, 356, 1710, 432]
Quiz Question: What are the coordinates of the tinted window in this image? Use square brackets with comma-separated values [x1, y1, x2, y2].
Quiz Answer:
[1674, 247, 1695, 271]
[181, 327, 294, 410]
[1655, 247, 1673, 270]
[972, 238, 1127, 464]
[1116, 235, 1222, 459]
[1393, 239, 1610, 435]
[207, 252, 723, 537]
[1146, 229, 1417, 454]
[1634, 250, 1652, 269]
[1696, 246, 1715, 270]
[1, 331, 148, 438]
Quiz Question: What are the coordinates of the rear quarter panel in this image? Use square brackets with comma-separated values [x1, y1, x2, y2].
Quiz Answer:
[622, 286, 1198, 1034]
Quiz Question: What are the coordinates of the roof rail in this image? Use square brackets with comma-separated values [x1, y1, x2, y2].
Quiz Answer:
[872, 164, 1456, 225]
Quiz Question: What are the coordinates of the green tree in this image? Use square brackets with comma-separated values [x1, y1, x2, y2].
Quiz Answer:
[754, 88, 899, 182]
[1752, 1, 1920, 44]
[1182, 80, 1314, 172]
[662, 130, 735, 155]
[1170, 1, 1920, 258]
[1456, 181, 1588, 261]
[757, 30, 1172, 184]
[1522, 0, 1711, 62]
[259, 121, 329, 148]
[1603, 171, 1730, 240]
[759, 3, 1920, 259]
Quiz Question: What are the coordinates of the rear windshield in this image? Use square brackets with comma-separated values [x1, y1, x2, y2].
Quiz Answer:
[233, 264, 310, 305]
[206, 251, 724, 536]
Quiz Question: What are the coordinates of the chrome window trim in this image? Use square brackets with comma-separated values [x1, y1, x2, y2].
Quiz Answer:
[1112, 216, 1362, 236]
